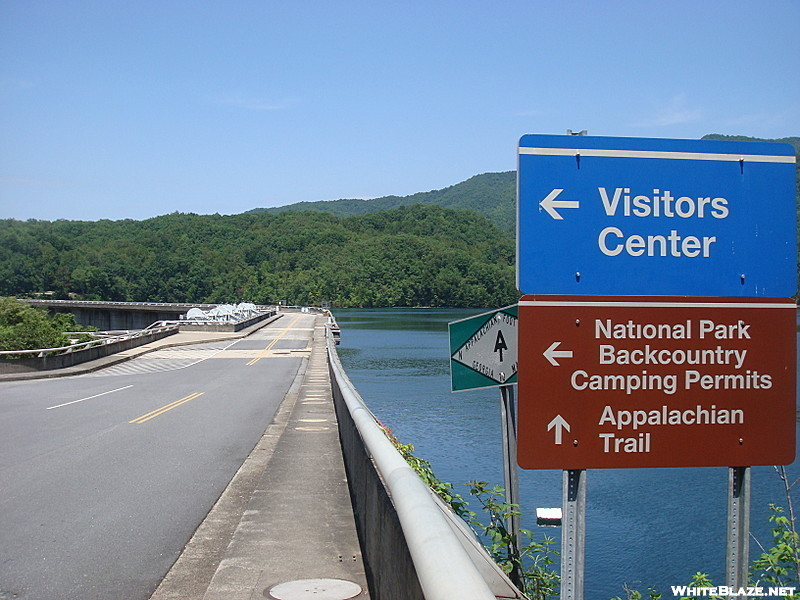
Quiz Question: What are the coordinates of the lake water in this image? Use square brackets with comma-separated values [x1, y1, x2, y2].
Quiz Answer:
[333, 308, 800, 599]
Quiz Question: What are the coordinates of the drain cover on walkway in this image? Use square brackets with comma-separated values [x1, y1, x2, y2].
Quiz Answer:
[267, 579, 362, 600]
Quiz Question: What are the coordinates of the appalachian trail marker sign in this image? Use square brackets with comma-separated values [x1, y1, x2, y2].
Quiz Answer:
[449, 305, 518, 392]
[449, 305, 523, 564]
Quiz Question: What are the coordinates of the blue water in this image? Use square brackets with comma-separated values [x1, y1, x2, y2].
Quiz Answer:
[333, 308, 800, 599]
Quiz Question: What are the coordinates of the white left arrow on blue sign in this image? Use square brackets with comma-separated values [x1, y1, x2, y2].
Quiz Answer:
[539, 188, 580, 220]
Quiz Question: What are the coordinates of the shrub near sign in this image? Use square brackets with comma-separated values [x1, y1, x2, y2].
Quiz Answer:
[517, 296, 797, 470]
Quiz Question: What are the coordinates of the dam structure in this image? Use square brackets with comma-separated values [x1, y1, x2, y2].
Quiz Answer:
[0, 300, 523, 600]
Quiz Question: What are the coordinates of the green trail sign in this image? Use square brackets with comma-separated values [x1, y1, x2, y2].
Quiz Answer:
[449, 305, 518, 391]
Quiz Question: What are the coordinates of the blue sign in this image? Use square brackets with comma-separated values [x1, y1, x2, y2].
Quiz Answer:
[517, 134, 797, 296]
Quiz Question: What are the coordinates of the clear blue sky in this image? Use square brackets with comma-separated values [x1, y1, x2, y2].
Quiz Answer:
[1, 1, 798, 222]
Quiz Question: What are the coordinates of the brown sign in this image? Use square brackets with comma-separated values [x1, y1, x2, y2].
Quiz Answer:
[517, 295, 797, 469]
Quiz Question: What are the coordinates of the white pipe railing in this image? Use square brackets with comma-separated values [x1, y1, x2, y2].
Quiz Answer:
[327, 330, 498, 600]
[0, 323, 179, 358]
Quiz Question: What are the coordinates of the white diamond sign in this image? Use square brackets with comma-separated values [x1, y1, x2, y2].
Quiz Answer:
[449, 306, 518, 391]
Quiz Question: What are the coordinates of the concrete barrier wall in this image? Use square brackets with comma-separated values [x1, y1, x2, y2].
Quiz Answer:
[329, 347, 426, 600]
[0, 327, 178, 374]
[328, 328, 507, 600]
[327, 322, 524, 600]
[0, 309, 276, 375]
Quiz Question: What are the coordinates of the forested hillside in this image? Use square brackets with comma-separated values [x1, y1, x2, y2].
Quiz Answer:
[248, 171, 517, 235]
[0, 205, 518, 308]
[2, 134, 795, 309]
[249, 136, 799, 236]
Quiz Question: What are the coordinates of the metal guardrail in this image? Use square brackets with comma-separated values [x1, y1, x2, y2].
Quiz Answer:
[0, 323, 179, 358]
[24, 299, 218, 310]
[326, 327, 499, 600]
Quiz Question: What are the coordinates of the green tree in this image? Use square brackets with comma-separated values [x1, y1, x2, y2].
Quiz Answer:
[0, 298, 70, 352]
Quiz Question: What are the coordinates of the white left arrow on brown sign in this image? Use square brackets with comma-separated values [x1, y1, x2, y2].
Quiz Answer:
[543, 341, 573, 366]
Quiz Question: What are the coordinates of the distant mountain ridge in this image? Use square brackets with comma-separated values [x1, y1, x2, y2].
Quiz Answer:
[700, 134, 800, 153]
[248, 135, 798, 237]
[247, 171, 516, 235]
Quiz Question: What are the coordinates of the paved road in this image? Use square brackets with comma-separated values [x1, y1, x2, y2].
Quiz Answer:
[0, 314, 315, 600]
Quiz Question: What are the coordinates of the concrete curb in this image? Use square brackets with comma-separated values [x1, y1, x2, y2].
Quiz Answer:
[149, 333, 308, 600]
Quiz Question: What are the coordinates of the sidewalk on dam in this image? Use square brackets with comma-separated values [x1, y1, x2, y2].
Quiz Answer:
[149, 314, 370, 600]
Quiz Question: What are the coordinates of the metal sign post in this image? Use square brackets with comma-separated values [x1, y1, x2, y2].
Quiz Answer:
[726, 466, 751, 592]
[561, 469, 586, 600]
[499, 384, 521, 581]
[449, 307, 522, 583]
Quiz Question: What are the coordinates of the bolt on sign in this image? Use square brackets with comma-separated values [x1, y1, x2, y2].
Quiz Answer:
[449, 305, 518, 391]
[517, 295, 796, 469]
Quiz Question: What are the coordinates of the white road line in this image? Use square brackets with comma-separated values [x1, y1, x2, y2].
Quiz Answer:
[182, 339, 241, 369]
[47, 385, 134, 410]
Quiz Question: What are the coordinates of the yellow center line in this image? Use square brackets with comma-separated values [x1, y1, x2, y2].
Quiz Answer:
[246, 314, 303, 366]
[129, 392, 205, 424]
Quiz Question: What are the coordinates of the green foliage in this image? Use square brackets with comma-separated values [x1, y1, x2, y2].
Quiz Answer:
[466, 481, 523, 577]
[381, 424, 560, 599]
[700, 134, 800, 154]
[382, 426, 472, 519]
[248, 171, 518, 236]
[254, 136, 800, 242]
[683, 572, 722, 600]
[5, 142, 794, 307]
[751, 504, 800, 593]
[0, 205, 518, 308]
[466, 481, 560, 599]
[612, 571, 718, 600]
[0, 297, 70, 352]
[616, 501, 800, 600]
[610, 583, 662, 600]
[385, 410, 800, 600]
